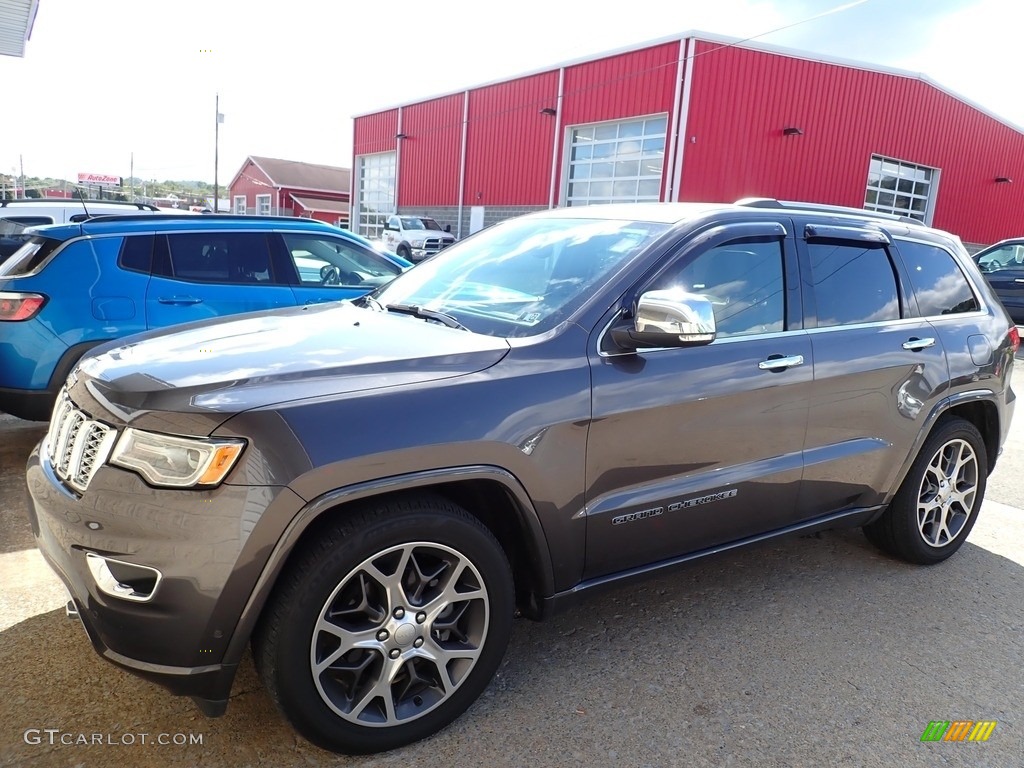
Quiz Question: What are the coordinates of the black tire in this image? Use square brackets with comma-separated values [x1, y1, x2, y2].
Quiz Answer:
[396, 244, 412, 260]
[254, 494, 514, 755]
[863, 417, 987, 564]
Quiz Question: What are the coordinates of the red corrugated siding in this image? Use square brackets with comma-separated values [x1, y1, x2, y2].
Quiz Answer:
[558, 42, 681, 200]
[399, 94, 463, 206]
[680, 41, 1024, 243]
[228, 159, 273, 208]
[353, 110, 399, 159]
[464, 71, 559, 206]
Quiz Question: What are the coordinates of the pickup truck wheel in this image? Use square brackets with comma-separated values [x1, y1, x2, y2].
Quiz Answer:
[863, 417, 987, 564]
[396, 244, 412, 260]
[254, 496, 514, 755]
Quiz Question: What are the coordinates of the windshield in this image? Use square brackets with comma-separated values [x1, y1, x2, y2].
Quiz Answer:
[399, 217, 442, 231]
[368, 215, 668, 337]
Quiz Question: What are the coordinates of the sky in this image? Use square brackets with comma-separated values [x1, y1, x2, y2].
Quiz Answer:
[0, 0, 1019, 187]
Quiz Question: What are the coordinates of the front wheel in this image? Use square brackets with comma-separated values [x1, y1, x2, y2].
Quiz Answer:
[254, 495, 514, 755]
[863, 417, 987, 564]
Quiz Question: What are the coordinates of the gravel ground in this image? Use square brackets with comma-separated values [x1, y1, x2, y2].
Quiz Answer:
[2, 362, 1023, 767]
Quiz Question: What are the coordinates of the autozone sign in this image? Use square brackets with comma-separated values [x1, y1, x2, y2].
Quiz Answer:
[77, 173, 121, 186]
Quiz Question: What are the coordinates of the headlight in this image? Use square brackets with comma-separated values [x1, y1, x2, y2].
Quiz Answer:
[409, 238, 425, 247]
[110, 429, 245, 488]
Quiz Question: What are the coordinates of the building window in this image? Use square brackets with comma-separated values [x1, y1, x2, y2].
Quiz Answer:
[256, 194, 272, 216]
[354, 151, 397, 240]
[564, 115, 667, 207]
[233, 196, 246, 215]
[864, 155, 937, 223]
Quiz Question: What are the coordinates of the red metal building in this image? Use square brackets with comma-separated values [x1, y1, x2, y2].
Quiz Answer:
[352, 32, 1024, 249]
[228, 156, 351, 227]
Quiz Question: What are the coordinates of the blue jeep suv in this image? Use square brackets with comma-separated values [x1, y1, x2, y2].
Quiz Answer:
[0, 215, 411, 420]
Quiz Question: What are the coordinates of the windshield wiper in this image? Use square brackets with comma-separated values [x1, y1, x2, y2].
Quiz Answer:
[360, 294, 385, 311]
[385, 303, 468, 331]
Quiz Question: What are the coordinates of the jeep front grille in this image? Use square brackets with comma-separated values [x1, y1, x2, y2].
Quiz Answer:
[45, 390, 116, 492]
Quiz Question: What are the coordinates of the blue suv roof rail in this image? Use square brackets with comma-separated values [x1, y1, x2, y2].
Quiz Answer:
[79, 213, 338, 227]
[735, 197, 921, 225]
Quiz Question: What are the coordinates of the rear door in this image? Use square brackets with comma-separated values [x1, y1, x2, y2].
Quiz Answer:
[795, 221, 949, 517]
[145, 230, 295, 329]
[585, 220, 813, 578]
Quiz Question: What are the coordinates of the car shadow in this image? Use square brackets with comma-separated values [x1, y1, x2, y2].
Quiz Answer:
[1, 526, 1022, 767]
[0, 417, 46, 555]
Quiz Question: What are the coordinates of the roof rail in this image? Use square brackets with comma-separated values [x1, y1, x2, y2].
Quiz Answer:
[734, 197, 921, 225]
[78, 213, 334, 226]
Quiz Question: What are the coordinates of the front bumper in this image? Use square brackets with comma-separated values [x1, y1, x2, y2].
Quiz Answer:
[25, 439, 305, 713]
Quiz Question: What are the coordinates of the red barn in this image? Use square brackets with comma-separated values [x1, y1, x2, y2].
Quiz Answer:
[228, 156, 350, 227]
[352, 32, 1024, 250]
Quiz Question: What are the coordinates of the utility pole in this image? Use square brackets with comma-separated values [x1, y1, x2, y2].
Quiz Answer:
[130, 152, 135, 201]
[213, 93, 222, 212]
[19, 154, 25, 199]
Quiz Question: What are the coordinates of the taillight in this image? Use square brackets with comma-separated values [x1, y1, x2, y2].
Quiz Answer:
[1010, 325, 1020, 354]
[0, 292, 46, 321]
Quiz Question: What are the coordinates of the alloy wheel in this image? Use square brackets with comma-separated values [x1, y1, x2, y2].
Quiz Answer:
[917, 438, 978, 548]
[309, 542, 489, 727]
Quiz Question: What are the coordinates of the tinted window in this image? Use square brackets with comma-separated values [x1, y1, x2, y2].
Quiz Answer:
[119, 235, 154, 274]
[0, 236, 64, 276]
[808, 242, 899, 327]
[282, 234, 403, 289]
[898, 240, 979, 316]
[652, 239, 785, 337]
[0, 217, 53, 260]
[166, 232, 275, 284]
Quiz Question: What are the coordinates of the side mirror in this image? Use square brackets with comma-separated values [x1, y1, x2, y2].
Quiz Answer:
[611, 290, 716, 350]
[444, 224, 451, 233]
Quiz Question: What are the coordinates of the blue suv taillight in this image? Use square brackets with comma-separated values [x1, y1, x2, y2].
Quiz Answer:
[0, 291, 46, 321]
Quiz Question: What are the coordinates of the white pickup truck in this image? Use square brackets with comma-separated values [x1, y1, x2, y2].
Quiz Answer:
[380, 214, 456, 262]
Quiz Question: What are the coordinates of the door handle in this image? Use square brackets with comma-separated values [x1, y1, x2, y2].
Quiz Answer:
[1014, 279, 1024, 284]
[902, 337, 935, 351]
[157, 297, 203, 305]
[758, 354, 804, 370]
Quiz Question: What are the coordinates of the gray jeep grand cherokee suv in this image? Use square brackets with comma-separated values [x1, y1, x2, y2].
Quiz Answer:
[26, 200, 1017, 754]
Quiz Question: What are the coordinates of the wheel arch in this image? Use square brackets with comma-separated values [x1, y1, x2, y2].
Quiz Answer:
[882, 390, 1001, 515]
[222, 465, 554, 670]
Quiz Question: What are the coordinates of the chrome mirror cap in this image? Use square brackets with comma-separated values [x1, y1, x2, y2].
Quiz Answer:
[612, 290, 717, 350]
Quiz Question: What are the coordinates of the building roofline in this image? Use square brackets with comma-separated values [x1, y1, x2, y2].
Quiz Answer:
[351, 29, 1024, 136]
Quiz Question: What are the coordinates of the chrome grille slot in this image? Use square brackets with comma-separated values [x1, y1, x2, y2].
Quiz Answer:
[45, 390, 116, 492]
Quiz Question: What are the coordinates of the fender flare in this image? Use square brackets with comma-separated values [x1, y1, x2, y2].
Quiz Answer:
[880, 388, 999, 511]
[220, 464, 554, 668]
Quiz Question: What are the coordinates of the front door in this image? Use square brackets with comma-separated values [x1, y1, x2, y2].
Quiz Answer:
[145, 231, 295, 329]
[584, 222, 813, 579]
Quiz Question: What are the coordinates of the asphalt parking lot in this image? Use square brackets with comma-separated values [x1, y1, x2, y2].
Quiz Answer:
[2, 366, 1024, 767]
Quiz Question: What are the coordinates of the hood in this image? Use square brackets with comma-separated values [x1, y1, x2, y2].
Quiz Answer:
[70, 302, 510, 433]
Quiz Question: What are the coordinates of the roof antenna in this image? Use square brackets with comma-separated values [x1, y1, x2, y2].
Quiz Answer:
[74, 184, 91, 220]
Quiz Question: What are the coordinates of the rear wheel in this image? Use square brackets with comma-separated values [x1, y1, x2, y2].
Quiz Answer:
[863, 417, 987, 564]
[255, 495, 514, 754]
